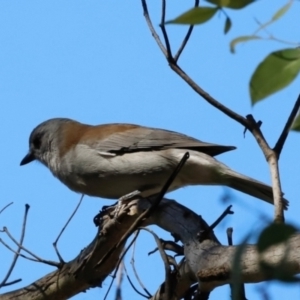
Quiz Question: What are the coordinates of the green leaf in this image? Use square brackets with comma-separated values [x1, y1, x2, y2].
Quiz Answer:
[257, 223, 297, 253]
[291, 114, 300, 131]
[250, 48, 300, 104]
[272, 1, 292, 22]
[205, 0, 255, 9]
[165, 7, 218, 25]
[224, 16, 232, 34]
[230, 35, 261, 53]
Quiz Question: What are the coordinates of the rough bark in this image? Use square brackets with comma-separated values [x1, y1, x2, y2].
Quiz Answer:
[1, 198, 299, 300]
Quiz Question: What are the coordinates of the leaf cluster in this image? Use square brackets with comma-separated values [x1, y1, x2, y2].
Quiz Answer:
[166, 0, 300, 130]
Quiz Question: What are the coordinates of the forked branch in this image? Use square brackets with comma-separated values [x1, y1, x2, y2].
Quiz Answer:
[140, 0, 298, 223]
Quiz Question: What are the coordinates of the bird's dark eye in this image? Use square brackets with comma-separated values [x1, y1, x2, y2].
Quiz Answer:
[32, 135, 42, 149]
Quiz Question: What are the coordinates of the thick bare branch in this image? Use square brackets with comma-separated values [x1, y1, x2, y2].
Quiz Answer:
[1, 198, 300, 300]
[141, 198, 300, 298]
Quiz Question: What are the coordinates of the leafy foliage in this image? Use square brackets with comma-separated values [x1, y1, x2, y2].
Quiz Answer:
[230, 35, 261, 53]
[257, 223, 297, 253]
[257, 223, 298, 282]
[166, 0, 300, 109]
[224, 16, 232, 34]
[205, 0, 255, 9]
[271, 0, 293, 21]
[165, 7, 218, 25]
[250, 48, 300, 104]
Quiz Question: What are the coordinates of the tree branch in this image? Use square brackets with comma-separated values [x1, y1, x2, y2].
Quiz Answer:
[274, 93, 300, 157]
[159, 0, 172, 59]
[140, 0, 287, 223]
[0, 204, 29, 288]
[1, 198, 300, 300]
[174, 0, 199, 62]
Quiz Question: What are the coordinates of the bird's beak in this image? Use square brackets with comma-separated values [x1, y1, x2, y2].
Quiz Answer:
[20, 151, 36, 166]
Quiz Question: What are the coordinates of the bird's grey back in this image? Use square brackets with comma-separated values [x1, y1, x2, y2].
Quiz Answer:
[88, 125, 236, 157]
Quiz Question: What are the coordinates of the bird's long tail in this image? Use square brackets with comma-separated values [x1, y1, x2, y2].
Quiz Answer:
[225, 170, 288, 209]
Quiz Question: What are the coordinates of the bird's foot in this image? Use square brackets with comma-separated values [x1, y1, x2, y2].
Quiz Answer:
[114, 190, 142, 218]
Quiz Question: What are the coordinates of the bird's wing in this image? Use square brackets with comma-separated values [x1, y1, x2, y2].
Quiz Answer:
[84, 124, 236, 157]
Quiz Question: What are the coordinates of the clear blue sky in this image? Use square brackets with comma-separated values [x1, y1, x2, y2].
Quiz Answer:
[1, 1, 300, 299]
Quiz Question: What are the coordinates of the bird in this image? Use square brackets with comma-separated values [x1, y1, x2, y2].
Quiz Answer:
[20, 118, 287, 208]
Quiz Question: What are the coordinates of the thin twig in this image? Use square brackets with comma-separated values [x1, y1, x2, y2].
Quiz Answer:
[2, 227, 59, 267]
[141, 0, 167, 56]
[159, 0, 172, 59]
[53, 194, 84, 265]
[174, 0, 199, 62]
[0, 278, 22, 287]
[103, 231, 147, 300]
[0, 238, 41, 262]
[0, 204, 29, 288]
[124, 264, 150, 298]
[130, 232, 152, 296]
[0, 202, 13, 215]
[226, 227, 233, 246]
[253, 10, 299, 47]
[274, 93, 300, 157]
[170, 63, 250, 127]
[148, 239, 183, 256]
[210, 205, 234, 231]
[198, 206, 233, 242]
[174, 25, 193, 62]
[141, 228, 172, 300]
